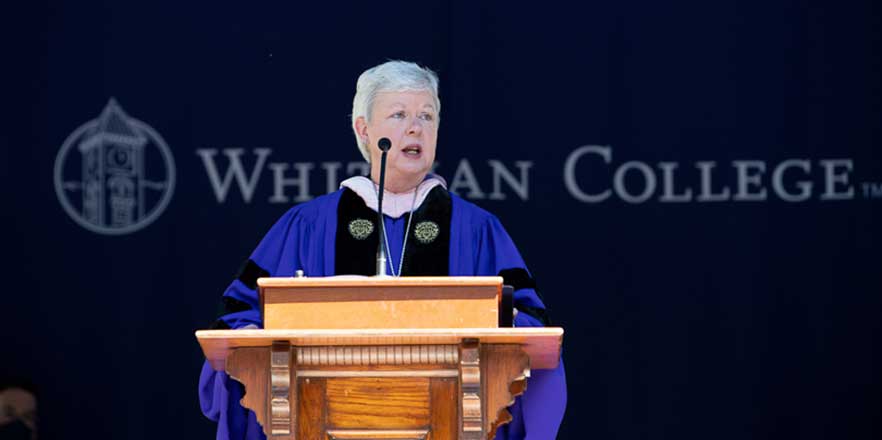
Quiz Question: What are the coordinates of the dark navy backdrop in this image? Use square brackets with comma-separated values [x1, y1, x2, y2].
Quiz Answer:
[3, 0, 881, 438]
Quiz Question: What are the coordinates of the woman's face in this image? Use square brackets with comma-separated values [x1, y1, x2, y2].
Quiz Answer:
[358, 90, 438, 193]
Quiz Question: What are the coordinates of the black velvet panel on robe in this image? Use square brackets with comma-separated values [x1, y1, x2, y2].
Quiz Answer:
[335, 186, 451, 276]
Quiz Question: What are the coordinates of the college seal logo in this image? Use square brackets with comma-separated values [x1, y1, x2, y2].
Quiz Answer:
[348, 218, 375, 240]
[54, 98, 176, 235]
[413, 221, 440, 244]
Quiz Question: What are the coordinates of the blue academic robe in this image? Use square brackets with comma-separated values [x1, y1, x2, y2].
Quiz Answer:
[199, 189, 567, 439]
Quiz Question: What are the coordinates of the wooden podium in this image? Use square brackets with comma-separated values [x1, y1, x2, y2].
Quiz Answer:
[196, 277, 563, 440]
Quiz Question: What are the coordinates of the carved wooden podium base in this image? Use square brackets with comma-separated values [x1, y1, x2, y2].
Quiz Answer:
[198, 329, 562, 440]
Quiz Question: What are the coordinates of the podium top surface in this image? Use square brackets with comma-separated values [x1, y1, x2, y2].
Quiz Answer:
[197, 327, 563, 370]
[257, 275, 504, 288]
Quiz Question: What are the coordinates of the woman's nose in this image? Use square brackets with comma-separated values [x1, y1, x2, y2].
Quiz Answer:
[407, 118, 423, 135]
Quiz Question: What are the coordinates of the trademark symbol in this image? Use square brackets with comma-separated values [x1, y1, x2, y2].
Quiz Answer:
[862, 182, 882, 199]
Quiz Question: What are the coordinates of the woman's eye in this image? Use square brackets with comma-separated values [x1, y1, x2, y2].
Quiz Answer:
[419, 113, 434, 121]
[391, 111, 406, 119]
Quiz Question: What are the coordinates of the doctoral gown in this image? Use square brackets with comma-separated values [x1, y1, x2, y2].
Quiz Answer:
[198, 187, 567, 439]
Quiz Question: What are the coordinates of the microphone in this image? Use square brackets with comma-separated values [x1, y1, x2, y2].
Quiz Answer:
[375, 137, 391, 276]
[378, 137, 392, 152]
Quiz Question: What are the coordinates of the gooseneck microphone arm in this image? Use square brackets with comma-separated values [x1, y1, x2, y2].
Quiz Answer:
[375, 137, 392, 276]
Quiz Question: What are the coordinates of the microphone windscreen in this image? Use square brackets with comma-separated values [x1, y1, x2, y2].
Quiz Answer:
[378, 137, 392, 152]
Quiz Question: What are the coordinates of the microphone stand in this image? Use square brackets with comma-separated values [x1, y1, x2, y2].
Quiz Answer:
[375, 139, 391, 276]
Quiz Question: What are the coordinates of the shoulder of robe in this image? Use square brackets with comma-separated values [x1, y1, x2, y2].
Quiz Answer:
[449, 191, 499, 227]
[278, 189, 345, 223]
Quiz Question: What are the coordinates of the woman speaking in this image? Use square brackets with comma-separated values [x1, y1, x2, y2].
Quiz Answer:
[199, 60, 567, 439]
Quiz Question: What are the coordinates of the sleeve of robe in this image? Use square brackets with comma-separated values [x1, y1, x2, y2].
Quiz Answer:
[198, 201, 326, 440]
[466, 208, 568, 440]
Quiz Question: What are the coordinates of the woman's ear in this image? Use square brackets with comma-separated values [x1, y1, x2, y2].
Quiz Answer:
[354, 116, 369, 144]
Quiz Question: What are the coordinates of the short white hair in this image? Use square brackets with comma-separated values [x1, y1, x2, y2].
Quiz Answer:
[351, 60, 440, 162]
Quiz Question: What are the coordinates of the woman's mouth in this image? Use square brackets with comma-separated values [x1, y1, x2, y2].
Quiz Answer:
[402, 144, 422, 156]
